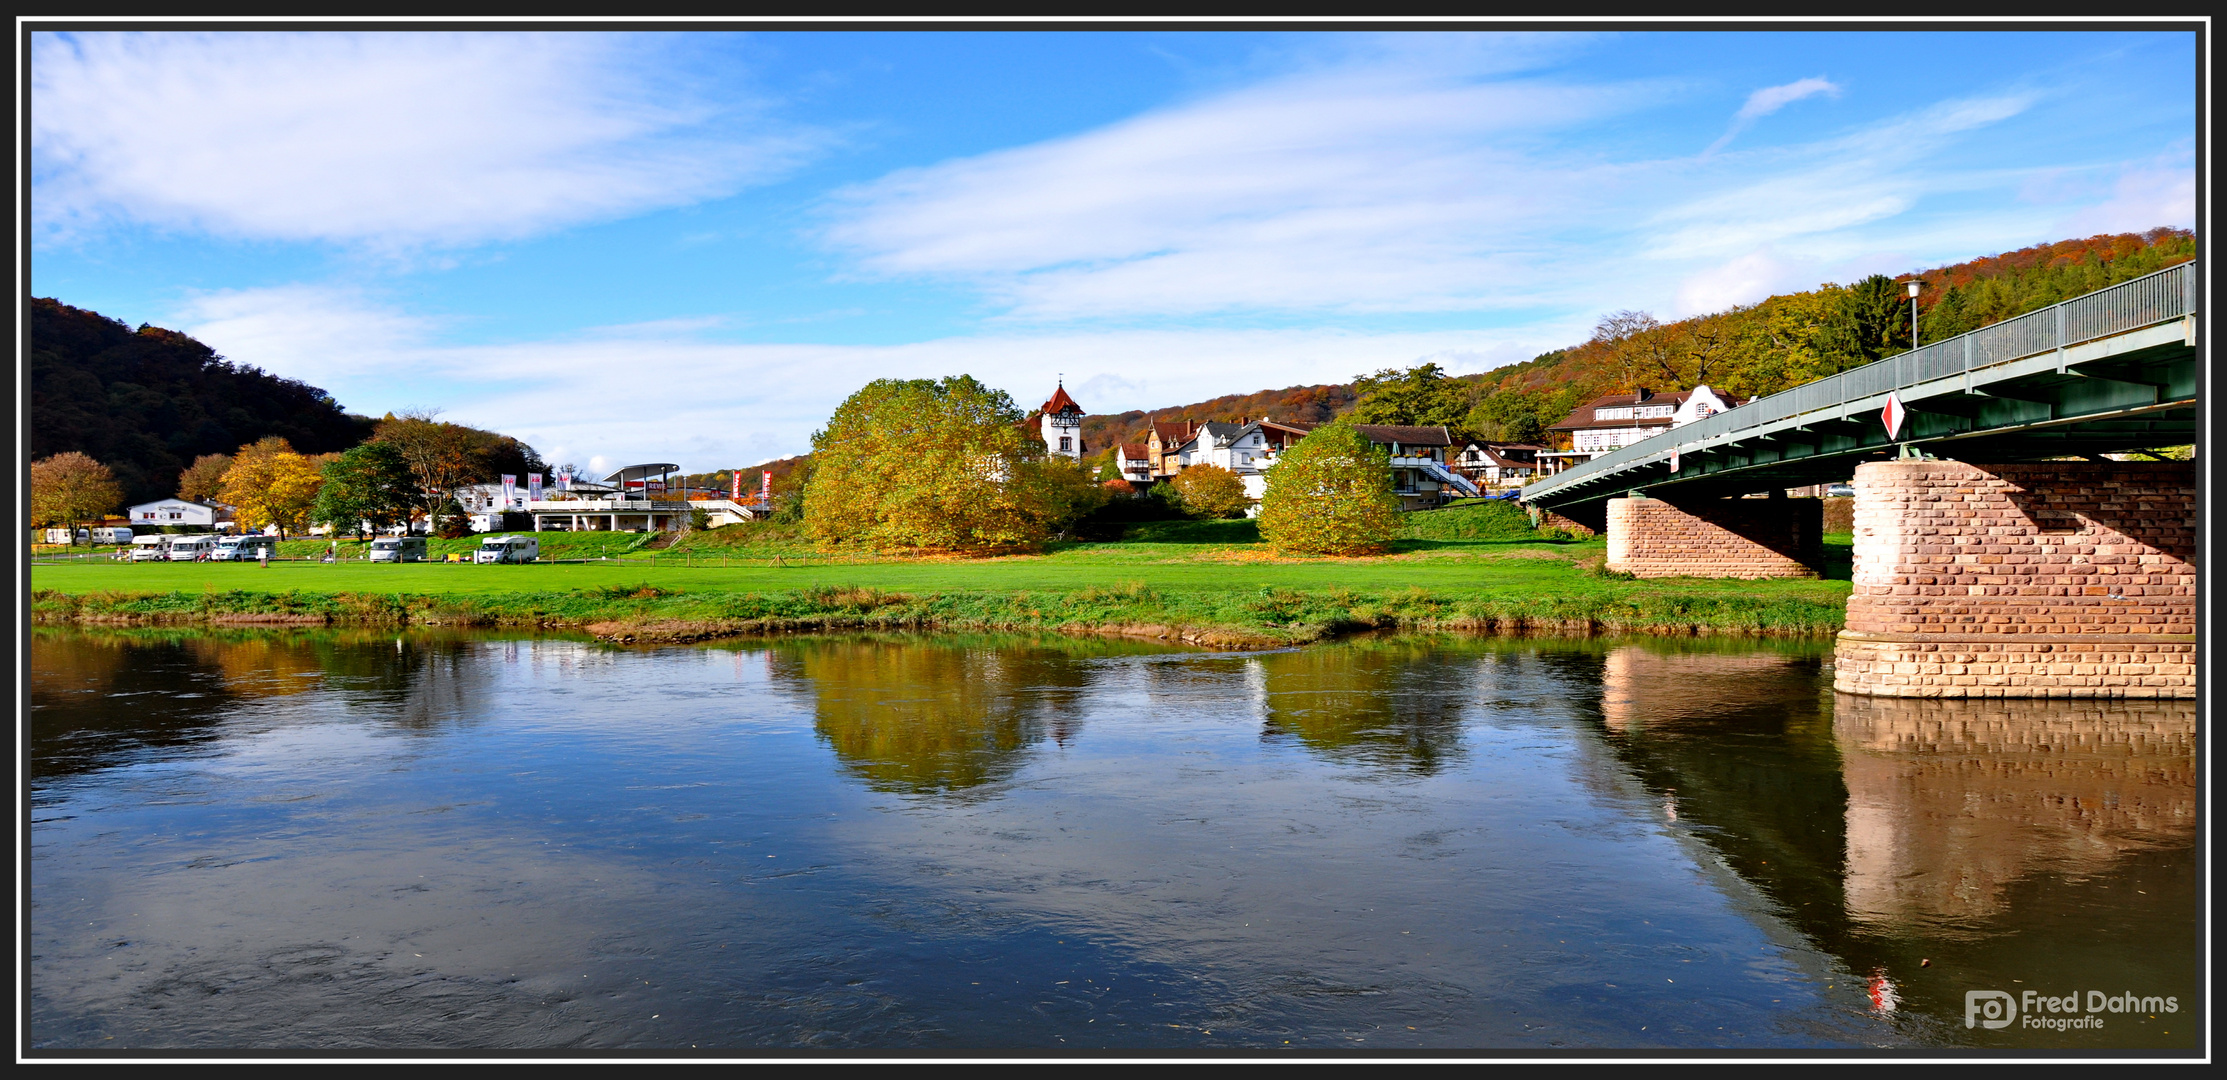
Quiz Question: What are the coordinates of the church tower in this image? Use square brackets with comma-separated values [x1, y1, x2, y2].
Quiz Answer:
[1039, 380, 1084, 461]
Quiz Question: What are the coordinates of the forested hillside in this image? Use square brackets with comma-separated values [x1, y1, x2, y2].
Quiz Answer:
[32, 298, 377, 505]
[1079, 227, 2195, 454]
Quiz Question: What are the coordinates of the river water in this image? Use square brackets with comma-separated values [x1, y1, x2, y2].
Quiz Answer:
[28, 629, 2197, 1052]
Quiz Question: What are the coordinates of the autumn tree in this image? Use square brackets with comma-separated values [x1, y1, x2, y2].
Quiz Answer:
[1348, 363, 1474, 428]
[312, 441, 416, 539]
[805, 375, 1100, 553]
[1257, 423, 1402, 556]
[1170, 463, 1251, 519]
[30, 452, 125, 535]
[218, 436, 325, 539]
[372, 410, 477, 519]
[1589, 310, 1668, 392]
[175, 453, 233, 504]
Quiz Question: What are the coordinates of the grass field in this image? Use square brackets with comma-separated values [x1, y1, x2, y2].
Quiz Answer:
[31, 502, 1856, 646]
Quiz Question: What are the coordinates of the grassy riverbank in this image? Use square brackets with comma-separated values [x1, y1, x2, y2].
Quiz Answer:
[31, 502, 1856, 647]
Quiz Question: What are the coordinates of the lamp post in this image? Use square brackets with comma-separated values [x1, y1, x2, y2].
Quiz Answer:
[1907, 279, 1922, 349]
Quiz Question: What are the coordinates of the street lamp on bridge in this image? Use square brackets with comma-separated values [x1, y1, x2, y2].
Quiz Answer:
[1907, 278, 1922, 349]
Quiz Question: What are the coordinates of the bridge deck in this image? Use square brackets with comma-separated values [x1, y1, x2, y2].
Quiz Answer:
[1522, 263, 2197, 512]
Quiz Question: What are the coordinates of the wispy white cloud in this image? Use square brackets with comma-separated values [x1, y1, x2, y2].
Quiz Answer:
[174, 288, 1576, 469]
[1703, 76, 1841, 155]
[32, 31, 823, 249]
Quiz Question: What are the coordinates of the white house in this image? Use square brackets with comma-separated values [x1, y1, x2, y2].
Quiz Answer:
[1116, 442, 1154, 484]
[1546, 385, 1740, 462]
[1174, 420, 1281, 500]
[1037, 382, 1086, 461]
[1453, 442, 1542, 488]
[127, 500, 220, 530]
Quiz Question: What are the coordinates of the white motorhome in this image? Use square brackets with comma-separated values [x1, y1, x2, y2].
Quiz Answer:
[474, 535, 539, 564]
[166, 535, 219, 561]
[43, 528, 89, 544]
[91, 526, 136, 544]
[130, 535, 175, 561]
[213, 535, 279, 561]
[368, 536, 428, 563]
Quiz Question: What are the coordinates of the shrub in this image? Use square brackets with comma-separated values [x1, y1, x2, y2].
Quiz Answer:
[1170, 463, 1251, 519]
[1256, 423, 1402, 555]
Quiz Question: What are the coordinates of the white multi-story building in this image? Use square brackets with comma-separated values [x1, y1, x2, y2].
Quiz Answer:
[1545, 385, 1739, 463]
[1038, 383, 1086, 461]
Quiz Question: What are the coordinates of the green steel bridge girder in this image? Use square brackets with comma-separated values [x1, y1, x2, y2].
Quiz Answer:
[1525, 323, 2196, 514]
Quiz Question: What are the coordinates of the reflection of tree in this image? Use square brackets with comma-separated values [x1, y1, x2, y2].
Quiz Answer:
[31, 629, 490, 786]
[1257, 640, 1469, 775]
[780, 636, 1100, 796]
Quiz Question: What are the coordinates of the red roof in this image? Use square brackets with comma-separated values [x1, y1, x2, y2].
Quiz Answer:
[1120, 442, 1149, 459]
[1040, 384, 1083, 415]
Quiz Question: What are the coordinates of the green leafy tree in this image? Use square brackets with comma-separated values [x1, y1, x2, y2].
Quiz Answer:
[1348, 363, 1474, 427]
[1257, 423, 1403, 555]
[805, 375, 1095, 553]
[1170, 463, 1251, 519]
[1833, 274, 1913, 363]
[31, 452, 124, 535]
[312, 441, 415, 540]
[1465, 389, 1575, 445]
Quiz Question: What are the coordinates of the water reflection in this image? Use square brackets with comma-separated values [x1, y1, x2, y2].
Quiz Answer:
[775, 635, 1148, 796]
[1254, 641, 1470, 774]
[1590, 643, 2197, 1047]
[30, 628, 491, 784]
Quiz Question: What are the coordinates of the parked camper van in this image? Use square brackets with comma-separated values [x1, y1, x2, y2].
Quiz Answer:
[213, 535, 279, 562]
[167, 535, 219, 561]
[474, 535, 539, 564]
[130, 535, 175, 561]
[368, 536, 428, 563]
[92, 526, 136, 545]
[43, 528, 90, 545]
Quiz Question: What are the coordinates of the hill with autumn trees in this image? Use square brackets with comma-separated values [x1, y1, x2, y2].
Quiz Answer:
[30, 297, 379, 506]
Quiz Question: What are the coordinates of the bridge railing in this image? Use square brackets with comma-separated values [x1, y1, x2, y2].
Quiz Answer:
[1527, 261, 2195, 498]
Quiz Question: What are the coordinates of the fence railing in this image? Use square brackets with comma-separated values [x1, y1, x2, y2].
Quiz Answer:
[1530, 261, 2195, 495]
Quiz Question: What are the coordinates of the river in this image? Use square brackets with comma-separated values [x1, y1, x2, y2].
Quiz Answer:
[28, 628, 2197, 1052]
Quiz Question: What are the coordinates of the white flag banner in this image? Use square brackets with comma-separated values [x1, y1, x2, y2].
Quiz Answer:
[502, 474, 518, 509]
[527, 473, 543, 502]
[1882, 392, 1907, 441]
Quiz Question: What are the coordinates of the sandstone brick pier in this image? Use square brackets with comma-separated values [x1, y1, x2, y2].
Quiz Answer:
[1605, 495, 1823, 579]
[1833, 460, 2195, 698]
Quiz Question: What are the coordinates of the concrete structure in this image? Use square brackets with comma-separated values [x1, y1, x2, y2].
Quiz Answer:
[1604, 495, 1822, 579]
[1832, 460, 2194, 699]
[528, 462, 688, 532]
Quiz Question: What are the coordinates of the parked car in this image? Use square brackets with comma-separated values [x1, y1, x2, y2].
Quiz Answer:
[166, 535, 219, 561]
[368, 536, 428, 563]
[129, 535, 175, 561]
[212, 535, 279, 561]
[474, 535, 539, 564]
[1825, 483, 1855, 498]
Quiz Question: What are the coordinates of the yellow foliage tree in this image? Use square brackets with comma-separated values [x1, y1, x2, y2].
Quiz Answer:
[1170, 462, 1251, 519]
[1257, 423, 1403, 556]
[218, 436, 326, 539]
[804, 376, 1103, 553]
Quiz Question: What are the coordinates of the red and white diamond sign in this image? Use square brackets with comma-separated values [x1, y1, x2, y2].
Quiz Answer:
[1881, 391, 1907, 440]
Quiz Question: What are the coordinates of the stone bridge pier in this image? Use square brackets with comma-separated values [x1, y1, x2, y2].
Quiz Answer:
[1833, 461, 2195, 698]
[1605, 494, 1823, 579]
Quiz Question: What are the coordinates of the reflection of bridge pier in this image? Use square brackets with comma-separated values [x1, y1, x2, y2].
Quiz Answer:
[1835, 694, 2196, 925]
[1834, 461, 2194, 698]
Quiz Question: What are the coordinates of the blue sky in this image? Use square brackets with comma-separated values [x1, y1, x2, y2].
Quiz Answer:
[30, 26, 2198, 475]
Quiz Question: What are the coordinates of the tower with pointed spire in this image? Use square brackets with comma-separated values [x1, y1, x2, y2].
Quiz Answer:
[1038, 379, 1085, 461]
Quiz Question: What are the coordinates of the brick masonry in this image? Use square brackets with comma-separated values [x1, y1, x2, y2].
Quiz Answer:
[1834, 461, 2195, 698]
[1605, 496, 1822, 579]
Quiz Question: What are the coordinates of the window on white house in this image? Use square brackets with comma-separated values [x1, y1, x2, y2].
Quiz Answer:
[1595, 407, 1634, 420]
[1059, 436, 1072, 451]
[1635, 405, 1675, 418]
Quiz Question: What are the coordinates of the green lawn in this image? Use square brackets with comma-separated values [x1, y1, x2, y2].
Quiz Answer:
[32, 505, 1856, 645]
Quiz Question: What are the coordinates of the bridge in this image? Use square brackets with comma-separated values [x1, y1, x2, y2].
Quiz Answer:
[1518, 262, 2198, 701]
